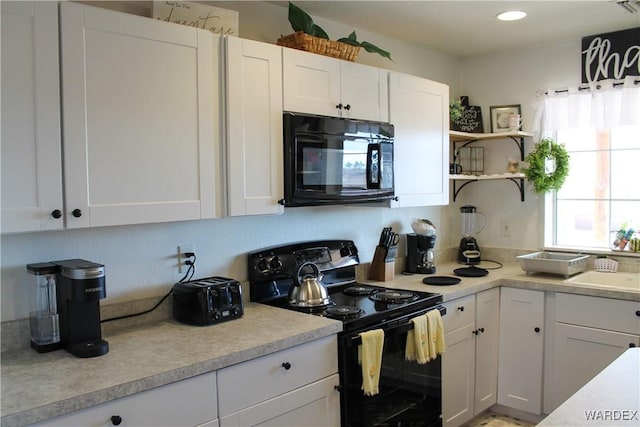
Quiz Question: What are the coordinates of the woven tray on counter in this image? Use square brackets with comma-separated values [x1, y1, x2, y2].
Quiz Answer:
[277, 31, 360, 61]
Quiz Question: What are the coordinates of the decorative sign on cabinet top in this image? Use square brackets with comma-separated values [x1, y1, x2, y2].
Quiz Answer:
[153, 1, 239, 35]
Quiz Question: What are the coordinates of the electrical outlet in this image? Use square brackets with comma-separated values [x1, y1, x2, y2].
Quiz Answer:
[500, 220, 511, 237]
[178, 244, 195, 273]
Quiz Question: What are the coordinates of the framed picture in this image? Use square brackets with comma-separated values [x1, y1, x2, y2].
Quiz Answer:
[490, 104, 521, 133]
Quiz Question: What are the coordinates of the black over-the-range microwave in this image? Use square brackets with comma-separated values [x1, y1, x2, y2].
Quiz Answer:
[281, 112, 395, 207]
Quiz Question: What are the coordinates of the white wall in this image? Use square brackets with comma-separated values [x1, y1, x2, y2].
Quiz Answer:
[455, 39, 586, 251]
[1, 1, 460, 322]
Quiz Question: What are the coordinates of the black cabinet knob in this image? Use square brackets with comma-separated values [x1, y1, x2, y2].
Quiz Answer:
[72, 208, 82, 218]
[336, 103, 343, 110]
[636, 310, 640, 317]
[478, 327, 485, 333]
[334, 384, 343, 392]
[51, 209, 62, 219]
[277, 198, 286, 206]
[110, 415, 122, 426]
[534, 327, 541, 333]
[282, 362, 291, 370]
[457, 306, 464, 312]
[630, 343, 637, 348]
[344, 104, 351, 111]
[472, 330, 478, 335]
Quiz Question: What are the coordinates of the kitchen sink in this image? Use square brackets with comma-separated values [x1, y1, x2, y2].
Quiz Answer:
[564, 270, 640, 292]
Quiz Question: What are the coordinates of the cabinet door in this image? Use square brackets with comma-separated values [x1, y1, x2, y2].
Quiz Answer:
[474, 288, 500, 415]
[550, 323, 640, 411]
[340, 62, 389, 121]
[219, 375, 340, 427]
[36, 372, 218, 426]
[442, 323, 476, 427]
[389, 72, 449, 207]
[498, 288, 544, 414]
[226, 37, 284, 216]
[282, 48, 341, 117]
[1, 2, 63, 232]
[60, 2, 220, 228]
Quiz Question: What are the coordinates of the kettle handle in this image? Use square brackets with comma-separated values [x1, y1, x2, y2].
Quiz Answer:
[295, 262, 320, 286]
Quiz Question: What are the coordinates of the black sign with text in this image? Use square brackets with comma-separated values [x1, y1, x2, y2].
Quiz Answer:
[582, 27, 640, 83]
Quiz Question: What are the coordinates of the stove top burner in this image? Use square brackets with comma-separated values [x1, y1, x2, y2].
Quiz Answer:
[325, 305, 365, 320]
[369, 290, 418, 304]
[342, 285, 378, 296]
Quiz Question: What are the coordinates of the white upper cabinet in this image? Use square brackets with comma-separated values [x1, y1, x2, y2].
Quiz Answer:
[1, 2, 63, 233]
[225, 37, 284, 216]
[389, 72, 449, 207]
[60, 2, 221, 228]
[282, 48, 388, 121]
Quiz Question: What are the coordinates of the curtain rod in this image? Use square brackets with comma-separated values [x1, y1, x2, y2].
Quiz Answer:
[545, 78, 640, 95]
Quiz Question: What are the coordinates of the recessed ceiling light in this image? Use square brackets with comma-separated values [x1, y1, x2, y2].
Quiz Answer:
[496, 10, 527, 21]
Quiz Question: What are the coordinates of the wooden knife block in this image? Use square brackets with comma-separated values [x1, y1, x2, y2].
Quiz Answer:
[368, 246, 395, 281]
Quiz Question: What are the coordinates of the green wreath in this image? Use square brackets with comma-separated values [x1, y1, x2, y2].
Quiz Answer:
[523, 138, 570, 194]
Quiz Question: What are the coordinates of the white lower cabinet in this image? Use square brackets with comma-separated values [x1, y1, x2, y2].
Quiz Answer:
[442, 288, 499, 427]
[219, 375, 339, 427]
[547, 293, 640, 411]
[217, 336, 340, 427]
[497, 288, 544, 415]
[34, 372, 218, 426]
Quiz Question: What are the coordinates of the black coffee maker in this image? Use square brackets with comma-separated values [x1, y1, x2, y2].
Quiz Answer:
[53, 259, 109, 358]
[405, 234, 436, 274]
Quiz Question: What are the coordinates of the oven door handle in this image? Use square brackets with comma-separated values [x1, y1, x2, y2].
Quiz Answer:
[350, 305, 447, 346]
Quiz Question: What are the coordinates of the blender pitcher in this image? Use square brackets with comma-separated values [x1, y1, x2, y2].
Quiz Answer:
[458, 206, 484, 264]
[27, 263, 62, 353]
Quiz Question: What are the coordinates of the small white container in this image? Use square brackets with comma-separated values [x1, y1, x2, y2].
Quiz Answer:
[594, 258, 619, 273]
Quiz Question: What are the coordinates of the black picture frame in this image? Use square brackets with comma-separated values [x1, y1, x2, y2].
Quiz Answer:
[490, 104, 521, 133]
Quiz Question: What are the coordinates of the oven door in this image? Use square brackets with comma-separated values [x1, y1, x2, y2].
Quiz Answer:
[339, 306, 444, 427]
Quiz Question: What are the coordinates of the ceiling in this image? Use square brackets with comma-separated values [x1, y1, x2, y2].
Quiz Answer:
[272, 1, 640, 57]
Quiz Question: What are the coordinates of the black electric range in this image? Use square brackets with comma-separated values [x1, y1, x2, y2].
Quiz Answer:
[248, 240, 445, 427]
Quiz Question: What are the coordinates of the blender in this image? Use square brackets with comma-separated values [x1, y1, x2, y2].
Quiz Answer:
[457, 205, 484, 265]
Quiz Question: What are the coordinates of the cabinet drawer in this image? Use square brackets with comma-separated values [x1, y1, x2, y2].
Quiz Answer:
[442, 294, 475, 332]
[217, 335, 338, 416]
[555, 293, 640, 334]
[35, 372, 217, 426]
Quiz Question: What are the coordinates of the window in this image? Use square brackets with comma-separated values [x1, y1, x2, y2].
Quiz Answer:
[539, 78, 640, 253]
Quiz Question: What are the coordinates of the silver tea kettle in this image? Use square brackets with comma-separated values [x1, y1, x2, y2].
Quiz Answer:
[288, 262, 331, 308]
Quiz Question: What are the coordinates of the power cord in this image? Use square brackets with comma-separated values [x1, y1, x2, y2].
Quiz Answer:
[101, 252, 197, 323]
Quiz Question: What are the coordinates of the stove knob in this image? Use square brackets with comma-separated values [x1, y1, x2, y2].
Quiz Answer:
[270, 256, 283, 270]
[257, 258, 269, 273]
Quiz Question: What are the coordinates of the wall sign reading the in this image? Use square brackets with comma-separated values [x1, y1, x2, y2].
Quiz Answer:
[153, 1, 239, 35]
[581, 27, 640, 83]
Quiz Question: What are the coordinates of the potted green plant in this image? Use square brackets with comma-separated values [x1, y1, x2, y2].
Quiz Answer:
[279, 2, 392, 61]
[522, 137, 570, 194]
[449, 99, 465, 122]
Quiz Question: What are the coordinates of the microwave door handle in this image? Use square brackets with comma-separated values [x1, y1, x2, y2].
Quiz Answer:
[349, 306, 447, 345]
[366, 143, 380, 189]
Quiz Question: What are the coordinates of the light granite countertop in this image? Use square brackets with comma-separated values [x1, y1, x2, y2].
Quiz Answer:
[0, 303, 342, 427]
[538, 348, 640, 426]
[1, 263, 638, 426]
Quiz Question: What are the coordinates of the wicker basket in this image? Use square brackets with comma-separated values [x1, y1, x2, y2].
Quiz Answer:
[277, 31, 360, 62]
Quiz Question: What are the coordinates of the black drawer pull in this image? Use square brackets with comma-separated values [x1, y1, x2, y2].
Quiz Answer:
[534, 327, 541, 333]
[630, 343, 637, 348]
[636, 310, 640, 317]
[282, 362, 291, 370]
[457, 306, 464, 312]
[51, 209, 62, 219]
[72, 208, 82, 218]
[111, 415, 122, 425]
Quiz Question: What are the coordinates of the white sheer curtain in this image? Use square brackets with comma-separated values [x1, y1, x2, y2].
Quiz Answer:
[534, 76, 640, 139]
